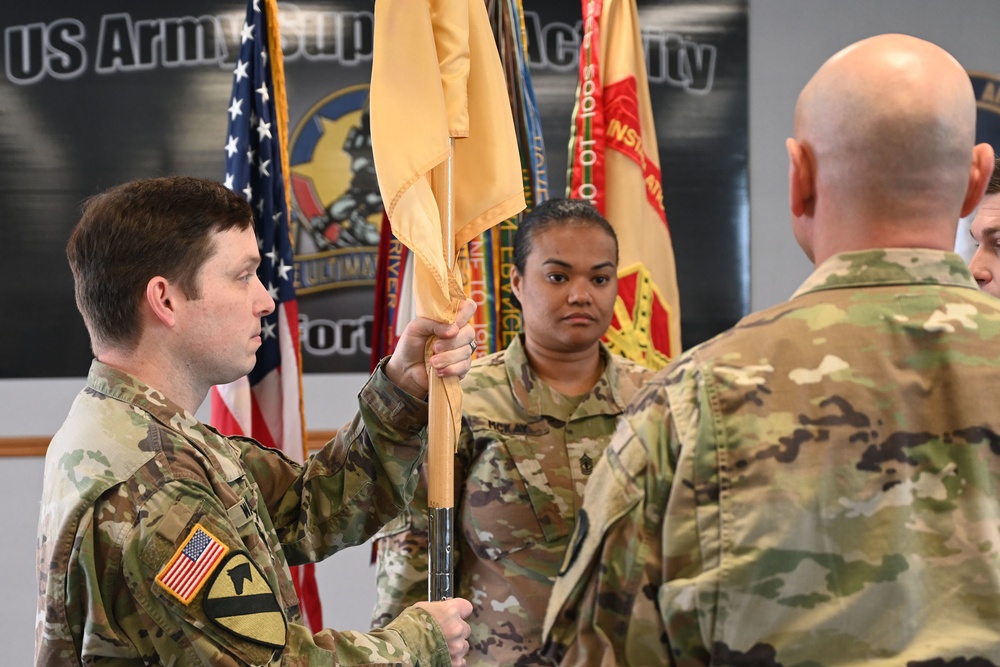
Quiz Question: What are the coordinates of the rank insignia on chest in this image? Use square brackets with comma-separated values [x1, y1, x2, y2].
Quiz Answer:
[580, 453, 594, 475]
[156, 523, 230, 605]
[203, 552, 287, 648]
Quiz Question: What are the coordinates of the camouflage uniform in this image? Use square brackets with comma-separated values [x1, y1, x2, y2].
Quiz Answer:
[543, 249, 1000, 666]
[372, 335, 653, 666]
[36, 359, 454, 666]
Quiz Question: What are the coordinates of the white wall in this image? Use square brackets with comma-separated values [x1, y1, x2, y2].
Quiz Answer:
[4, 457, 45, 665]
[6, 2, 1000, 663]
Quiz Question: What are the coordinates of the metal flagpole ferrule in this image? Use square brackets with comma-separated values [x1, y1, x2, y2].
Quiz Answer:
[428, 506, 454, 601]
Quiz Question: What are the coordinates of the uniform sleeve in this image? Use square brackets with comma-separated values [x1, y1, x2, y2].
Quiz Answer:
[370, 420, 472, 628]
[656, 357, 724, 663]
[36, 503, 126, 666]
[238, 359, 432, 564]
[295, 606, 453, 667]
[118, 479, 453, 666]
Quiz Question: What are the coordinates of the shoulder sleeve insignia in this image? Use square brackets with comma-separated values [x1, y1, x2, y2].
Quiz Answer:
[203, 552, 287, 649]
[155, 523, 230, 605]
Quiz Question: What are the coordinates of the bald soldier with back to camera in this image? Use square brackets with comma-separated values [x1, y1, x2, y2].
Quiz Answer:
[36, 176, 474, 666]
[542, 34, 1000, 665]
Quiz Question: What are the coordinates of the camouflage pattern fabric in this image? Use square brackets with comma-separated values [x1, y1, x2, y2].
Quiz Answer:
[36, 359, 453, 666]
[543, 249, 1000, 666]
[372, 335, 654, 666]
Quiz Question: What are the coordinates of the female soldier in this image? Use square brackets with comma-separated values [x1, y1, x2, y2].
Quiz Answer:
[371, 198, 655, 666]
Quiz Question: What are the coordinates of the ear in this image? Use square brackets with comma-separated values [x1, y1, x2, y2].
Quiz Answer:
[510, 267, 523, 302]
[145, 276, 178, 328]
[786, 138, 815, 218]
[960, 143, 996, 218]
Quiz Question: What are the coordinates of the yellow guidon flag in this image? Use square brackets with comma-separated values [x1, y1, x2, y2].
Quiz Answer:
[569, 0, 682, 369]
[370, 0, 525, 512]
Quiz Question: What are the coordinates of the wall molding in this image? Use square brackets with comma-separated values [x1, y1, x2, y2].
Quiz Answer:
[0, 431, 339, 458]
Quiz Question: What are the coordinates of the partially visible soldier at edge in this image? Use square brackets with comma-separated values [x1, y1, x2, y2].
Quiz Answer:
[969, 154, 1000, 297]
[36, 176, 474, 666]
[542, 34, 1000, 666]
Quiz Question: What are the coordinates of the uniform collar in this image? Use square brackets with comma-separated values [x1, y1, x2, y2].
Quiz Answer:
[503, 334, 630, 420]
[792, 248, 979, 299]
[86, 359, 223, 450]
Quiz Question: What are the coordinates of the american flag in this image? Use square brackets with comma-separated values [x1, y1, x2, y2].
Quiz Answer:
[209, 0, 323, 630]
[156, 525, 229, 604]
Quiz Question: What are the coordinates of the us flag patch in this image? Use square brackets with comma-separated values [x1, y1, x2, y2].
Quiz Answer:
[156, 523, 230, 605]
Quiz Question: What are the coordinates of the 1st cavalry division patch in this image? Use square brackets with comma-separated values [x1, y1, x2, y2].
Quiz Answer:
[203, 553, 287, 648]
[156, 523, 230, 605]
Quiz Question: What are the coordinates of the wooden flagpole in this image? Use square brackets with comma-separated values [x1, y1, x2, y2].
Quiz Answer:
[426, 138, 456, 601]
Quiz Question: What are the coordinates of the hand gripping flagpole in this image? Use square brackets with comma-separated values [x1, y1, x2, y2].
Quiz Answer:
[427, 138, 456, 602]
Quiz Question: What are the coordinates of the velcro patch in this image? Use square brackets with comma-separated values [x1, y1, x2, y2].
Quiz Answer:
[204, 553, 287, 649]
[156, 523, 230, 605]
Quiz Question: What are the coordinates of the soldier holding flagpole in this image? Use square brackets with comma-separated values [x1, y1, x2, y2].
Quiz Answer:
[34, 0, 481, 663]
[34, 174, 478, 666]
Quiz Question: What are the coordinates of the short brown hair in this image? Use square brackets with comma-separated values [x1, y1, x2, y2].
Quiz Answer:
[988, 155, 1000, 196]
[67, 176, 253, 352]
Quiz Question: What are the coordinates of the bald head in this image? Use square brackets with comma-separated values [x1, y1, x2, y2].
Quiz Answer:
[787, 34, 993, 262]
